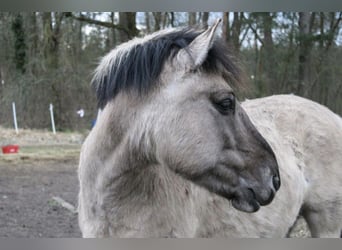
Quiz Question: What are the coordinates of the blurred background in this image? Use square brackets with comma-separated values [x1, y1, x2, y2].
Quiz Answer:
[1, 12, 342, 131]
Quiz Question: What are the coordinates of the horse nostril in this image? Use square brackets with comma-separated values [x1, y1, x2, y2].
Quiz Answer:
[272, 175, 281, 191]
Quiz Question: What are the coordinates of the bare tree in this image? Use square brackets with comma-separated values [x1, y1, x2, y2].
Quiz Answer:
[261, 13, 276, 93]
[42, 12, 64, 69]
[169, 12, 175, 27]
[66, 12, 138, 43]
[222, 12, 230, 42]
[118, 12, 139, 42]
[222, 12, 246, 52]
[201, 12, 209, 29]
[188, 12, 197, 26]
[106, 12, 116, 49]
[12, 13, 27, 73]
[26, 12, 40, 75]
[298, 12, 313, 95]
[152, 12, 162, 31]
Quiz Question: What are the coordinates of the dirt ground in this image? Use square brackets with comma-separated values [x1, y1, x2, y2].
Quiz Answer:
[0, 159, 81, 237]
[0, 126, 310, 238]
[0, 126, 83, 237]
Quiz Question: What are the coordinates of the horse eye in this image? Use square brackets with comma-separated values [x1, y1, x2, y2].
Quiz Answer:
[213, 94, 235, 115]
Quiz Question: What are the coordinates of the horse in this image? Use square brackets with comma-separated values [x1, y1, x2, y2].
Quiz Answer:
[78, 19, 342, 237]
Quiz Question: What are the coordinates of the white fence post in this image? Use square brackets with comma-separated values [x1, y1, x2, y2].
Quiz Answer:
[49, 103, 56, 134]
[12, 102, 19, 134]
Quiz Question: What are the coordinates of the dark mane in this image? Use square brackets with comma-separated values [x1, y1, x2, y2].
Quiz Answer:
[93, 27, 241, 109]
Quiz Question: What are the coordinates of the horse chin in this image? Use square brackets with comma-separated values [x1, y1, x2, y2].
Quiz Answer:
[231, 197, 260, 213]
[231, 188, 262, 213]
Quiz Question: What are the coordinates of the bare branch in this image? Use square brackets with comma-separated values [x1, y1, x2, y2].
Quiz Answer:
[65, 12, 130, 34]
[242, 14, 264, 46]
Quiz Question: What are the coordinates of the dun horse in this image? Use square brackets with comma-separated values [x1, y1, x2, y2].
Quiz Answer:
[78, 20, 342, 237]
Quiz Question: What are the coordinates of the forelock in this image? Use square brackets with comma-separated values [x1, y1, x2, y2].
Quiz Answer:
[92, 27, 242, 109]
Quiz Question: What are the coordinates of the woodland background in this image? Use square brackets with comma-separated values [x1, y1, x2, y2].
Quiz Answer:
[0, 12, 341, 131]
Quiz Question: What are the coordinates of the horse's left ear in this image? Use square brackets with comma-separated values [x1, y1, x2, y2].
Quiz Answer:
[177, 19, 222, 70]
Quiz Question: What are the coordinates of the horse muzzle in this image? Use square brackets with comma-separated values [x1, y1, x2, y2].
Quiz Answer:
[232, 172, 281, 213]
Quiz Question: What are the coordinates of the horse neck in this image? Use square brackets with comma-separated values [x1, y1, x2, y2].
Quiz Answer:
[92, 100, 185, 206]
[98, 136, 185, 208]
[93, 139, 194, 236]
[86, 99, 203, 236]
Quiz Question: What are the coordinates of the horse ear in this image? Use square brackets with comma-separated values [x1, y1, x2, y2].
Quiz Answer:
[177, 19, 222, 70]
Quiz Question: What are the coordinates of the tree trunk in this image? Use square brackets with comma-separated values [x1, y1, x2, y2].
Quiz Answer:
[118, 12, 138, 43]
[169, 12, 175, 27]
[42, 12, 63, 69]
[27, 12, 39, 75]
[152, 12, 162, 31]
[298, 12, 312, 95]
[162, 12, 168, 28]
[316, 12, 342, 105]
[188, 12, 197, 26]
[261, 13, 275, 93]
[231, 12, 242, 52]
[201, 12, 209, 29]
[145, 12, 151, 33]
[12, 13, 27, 73]
[222, 12, 230, 43]
[42, 12, 65, 129]
[107, 12, 116, 49]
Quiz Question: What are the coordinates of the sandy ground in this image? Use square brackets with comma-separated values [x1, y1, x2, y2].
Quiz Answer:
[0, 126, 310, 238]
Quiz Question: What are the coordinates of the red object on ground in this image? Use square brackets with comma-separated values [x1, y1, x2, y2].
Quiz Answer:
[2, 145, 19, 154]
